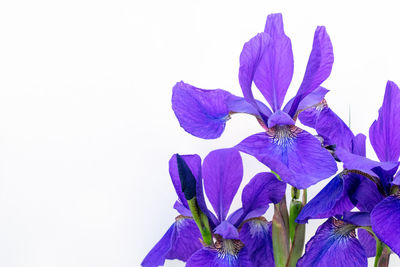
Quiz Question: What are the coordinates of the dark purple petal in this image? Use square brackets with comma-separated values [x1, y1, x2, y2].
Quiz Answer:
[227, 94, 272, 117]
[315, 108, 354, 152]
[214, 220, 239, 240]
[239, 218, 274, 266]
[236, 127, 337, 189]
[172, 81, 231, 139]
[297, 218, 367, 267]
[372, 165, 399, 195]
[203, 148, 243, 221]
[393, 171, 400, 185]
[371, 195, 400, 256]
[141, 218, 202, 266]
[352, 178, 384, 212]
[251, 13, 294, 111]
[369, 81, 400, 162]
[297, 103, 325, 128]
[357, 229, 376, 257]
[186, 246, 253, 267]
[342, 211, 371, 227]
[240, 172, 286, 222]
[169, 154, 202, 209]
[296, 174, 358, 223]
[267, 110, 294, 128]
[288, 26, 333, 117]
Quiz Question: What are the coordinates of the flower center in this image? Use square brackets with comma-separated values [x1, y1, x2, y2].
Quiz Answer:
[267, 125, 301, 146]
[214, 235, 244, 259]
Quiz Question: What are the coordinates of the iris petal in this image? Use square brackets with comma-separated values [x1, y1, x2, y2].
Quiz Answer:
[369, 81, 400, 162]
[239, 218, 274, 266]
[236, 126, 337, 189]
[371, 195, 400, 256]
[202, 148, 243, 222]
[141, 218, 202, 266]
[297, 218, 367, 267]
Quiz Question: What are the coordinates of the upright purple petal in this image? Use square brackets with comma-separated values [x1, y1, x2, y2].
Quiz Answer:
[251, 13, 294, 111]
[296, 174, 358, 223]
[239, 218, 274, 266]
[297, 218, 367, 267]
[169, 154, 202, 209]
[288, 26, 334, 117]
[357, 229, 376, 257]
[240, 172, 286, 223]
[239, 32, 271, 123]
[352, 133, 366, 156]
[236, 127, 337, 189]
[141, 217, 202, 266]
[202, 148, 243, 221]
[371, 195, 400, 256]
[369, 81, 400, 162]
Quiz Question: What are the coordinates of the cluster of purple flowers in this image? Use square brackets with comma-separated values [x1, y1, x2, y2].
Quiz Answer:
[142, 13, 400, 267]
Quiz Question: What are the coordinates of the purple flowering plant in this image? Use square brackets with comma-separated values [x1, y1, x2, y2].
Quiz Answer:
[142, 13, 400, 267]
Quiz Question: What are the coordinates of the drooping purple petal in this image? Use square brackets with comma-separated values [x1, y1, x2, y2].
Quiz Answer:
[297, 218, 367, 267]
[342, 211, 371, 227]
[141, 217, 202, 266]
[369, 81, 400, 162]
[296, 174, 358, 223]
[202, 148, 243, 222]
[357, 229, 376, 257]
[214, 220, 239, 240]
[250, 13, 294, 111]
[186, 246, 253, 267]
[371, 195, 400, 256]
[288, 26, 334, 117]
[169, 154, 202, 209]
[267, 110, 295, 128]
[236, 127, 337, 189]
[335, 147, 396, 177]
[240, 172, 286, 223]
[239, 218, 274, 266]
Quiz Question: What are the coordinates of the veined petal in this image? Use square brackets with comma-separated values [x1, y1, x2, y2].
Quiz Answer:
[369, 81, 400, 162]
[252, 13, 294, 111]
[288, 26, 334, 117]
[239, 218, 274, 266]
[240, 172, 285, 223]
[236, 127, 337, 189]
[186, 242, 253, 267]
[141, 217, 202, 266]
[297, 218, 367, 267]
[357, 229, 376, 257]
[169, 154, 202, 209]
[371, 195, 400, 256]
[352, 133, 366, 157]
[296, 174, 358, 223]
[203, 148, 243, 222]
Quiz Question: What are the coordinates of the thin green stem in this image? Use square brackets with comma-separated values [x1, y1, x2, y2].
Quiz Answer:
[374, 240, 383, 267]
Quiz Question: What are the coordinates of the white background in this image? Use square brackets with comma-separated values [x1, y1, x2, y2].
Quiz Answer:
[0, 0, 399, 266]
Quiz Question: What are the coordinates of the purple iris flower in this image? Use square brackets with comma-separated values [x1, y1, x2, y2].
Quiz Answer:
[142, 148, 286, 266]
[295, 81, 400, 262]
[172, 13, 337, 189]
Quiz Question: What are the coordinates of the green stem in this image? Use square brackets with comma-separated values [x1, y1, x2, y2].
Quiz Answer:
[374, 240, 383, 267]
[272, 198, 290, 267]
[187, 197, 212, 245]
